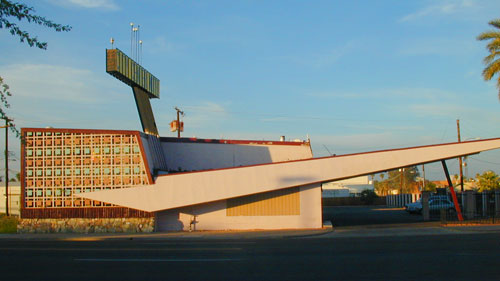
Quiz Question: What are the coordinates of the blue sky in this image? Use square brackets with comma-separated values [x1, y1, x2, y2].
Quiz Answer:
[1, 0, 500, 180]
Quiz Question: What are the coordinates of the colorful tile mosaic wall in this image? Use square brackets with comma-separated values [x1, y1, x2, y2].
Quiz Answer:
[23, 130, 151, 209]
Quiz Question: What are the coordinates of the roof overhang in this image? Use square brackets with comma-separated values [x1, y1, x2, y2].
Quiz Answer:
[76, 138, 500, 212]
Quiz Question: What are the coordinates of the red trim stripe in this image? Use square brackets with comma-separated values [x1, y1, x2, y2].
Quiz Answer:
[160, 137, 309, 146]
[22, 127, 141, 135]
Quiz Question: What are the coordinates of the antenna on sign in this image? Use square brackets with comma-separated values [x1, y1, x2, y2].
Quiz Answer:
[110, 37, 114, 49]
[129, 23, 143, 62]
[130, 22, 134, 57]
[139, 40, 143, 64]
[137, 25, 140, 62]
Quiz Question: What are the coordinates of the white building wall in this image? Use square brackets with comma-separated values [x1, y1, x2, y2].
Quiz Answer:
[155, 183, 322, 231]
[154, 140, 319, 231]
[322, 176, 374, 197]
[160, 140, 312, 172]
[0, 184, 21, 216]
[322, 189, 350, 198]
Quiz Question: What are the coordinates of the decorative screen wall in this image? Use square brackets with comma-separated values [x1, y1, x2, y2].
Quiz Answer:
[22, 129, 152, 217]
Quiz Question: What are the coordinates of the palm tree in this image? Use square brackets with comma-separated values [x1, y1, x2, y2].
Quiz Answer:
[477, 19, 500, 99]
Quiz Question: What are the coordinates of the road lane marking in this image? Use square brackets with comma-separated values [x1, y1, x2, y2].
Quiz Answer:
[0, 247, 242, 251]
[142, 241, 257, 244]
[75, 258, 242, 262]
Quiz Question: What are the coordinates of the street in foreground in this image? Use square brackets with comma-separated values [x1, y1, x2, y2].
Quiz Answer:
[1, 229, 500, 281]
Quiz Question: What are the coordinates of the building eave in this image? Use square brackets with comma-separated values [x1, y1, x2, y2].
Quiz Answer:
[75, 138, 500, 212]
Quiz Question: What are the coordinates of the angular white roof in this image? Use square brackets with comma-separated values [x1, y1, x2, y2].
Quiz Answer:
[76, 138, 500, 212]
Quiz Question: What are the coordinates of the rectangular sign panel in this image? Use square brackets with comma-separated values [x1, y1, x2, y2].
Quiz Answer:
[106, 48, 160, 98]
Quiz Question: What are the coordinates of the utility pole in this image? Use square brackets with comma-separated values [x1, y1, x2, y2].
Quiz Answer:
[1, 119, 10, 216]
[174, 107, 184, 138]
[422, 164, 426, 191]
[399, 168, 404, 194]
[457, 119, 464, 192]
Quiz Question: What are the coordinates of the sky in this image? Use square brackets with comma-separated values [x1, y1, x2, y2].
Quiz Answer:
[1, 0, 500, 181]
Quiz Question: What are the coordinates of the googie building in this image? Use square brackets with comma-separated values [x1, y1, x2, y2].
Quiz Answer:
[18, 49, 500, 233]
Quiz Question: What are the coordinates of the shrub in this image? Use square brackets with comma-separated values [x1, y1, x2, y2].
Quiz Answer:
[360, 189, 378, 205]
[0, 214, 18, 233]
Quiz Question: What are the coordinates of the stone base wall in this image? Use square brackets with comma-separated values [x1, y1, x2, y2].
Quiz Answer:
[17, 218, 155, 233]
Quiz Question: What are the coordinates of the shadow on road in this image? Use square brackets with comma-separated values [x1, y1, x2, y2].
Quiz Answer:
[323, 205, 425, 227]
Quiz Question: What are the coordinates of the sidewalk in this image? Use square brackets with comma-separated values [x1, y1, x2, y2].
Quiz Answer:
[2, 222, 500, 241]
[321, 222, 500, 238]
[0, 227, 333, 241]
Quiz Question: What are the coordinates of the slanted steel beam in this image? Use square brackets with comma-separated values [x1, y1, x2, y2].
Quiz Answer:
[441, 160, 464, 221]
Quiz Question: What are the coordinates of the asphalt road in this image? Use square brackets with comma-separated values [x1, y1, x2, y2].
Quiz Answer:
[2, 232, 500, 281]
[323, 206, 426, 227]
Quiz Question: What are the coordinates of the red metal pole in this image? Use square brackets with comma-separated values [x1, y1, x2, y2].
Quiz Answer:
[442, 160, 463, 221]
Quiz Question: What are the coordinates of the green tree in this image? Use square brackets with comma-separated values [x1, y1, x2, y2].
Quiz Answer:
[423, 181, 437, 192]
[386, 166, 419, 194]
[360, 189, 378, 205]
[476, 170, 500, 192]
[374, 167, 420, 195]
[0, 1, 71, 135]
[374, 180, 390, 196]
[0, 77, 18, 136]
[0, 0, 72, 49]
[477, 19, 500, 99]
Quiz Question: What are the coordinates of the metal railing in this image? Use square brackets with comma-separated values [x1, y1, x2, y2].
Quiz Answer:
[386, 194, 421, 207]
[441, 191, 500, 224]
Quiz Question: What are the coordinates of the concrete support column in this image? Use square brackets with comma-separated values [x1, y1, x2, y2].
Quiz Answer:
[422, 192, 430, 221]
[465, 190, 476, 219]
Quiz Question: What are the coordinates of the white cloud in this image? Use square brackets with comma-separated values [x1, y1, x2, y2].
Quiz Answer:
[0, 63, 137, 130]
[147, 36, 184, 55]
[409, 103, 471, 117]
[309, 131, 457, 158]
[183, 102, 228, 115]
[306, 92, 365, 99]
[156, 101, 230, 133]
[306, 87, 458, 101]
[397, 37, 477, 57]
[260, 116, 298, 122]
[0, 64, 117, 103]
[310, 132, 404, 156]
[399, 0, 477, 22]
[48, 0, 119, 10]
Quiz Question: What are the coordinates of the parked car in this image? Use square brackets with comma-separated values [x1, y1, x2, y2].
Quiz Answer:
[405, 199, 422, 214]
[405, 197, 456, 214]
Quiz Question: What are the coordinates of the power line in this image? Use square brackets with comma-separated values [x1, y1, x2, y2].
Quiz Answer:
[469, 157, 500, 166]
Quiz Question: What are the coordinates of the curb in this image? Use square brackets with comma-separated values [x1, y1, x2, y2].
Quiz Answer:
[0, 228, 334, 241]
